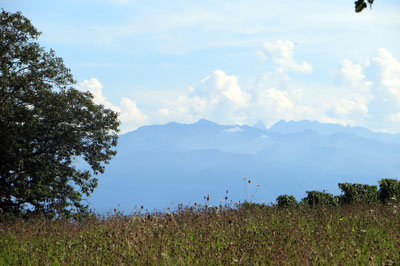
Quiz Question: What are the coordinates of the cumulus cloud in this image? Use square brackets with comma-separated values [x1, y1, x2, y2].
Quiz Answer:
[259, 40, 312, 73]
[339, 60, 371, 88]
[152, 43, 400, 133]
[326, 97, 369, 121]
[154, 44, 400, 133]
[158, 73, 313, 127]
[78, 78, 148, 133]
[158, 70, 251, 125]
[256, 88, 293, 113]
[325, 60, 373, 124]
[325, 48, 400, 131]
[157, 41, 318, 127]
[367, 49, 400, 101]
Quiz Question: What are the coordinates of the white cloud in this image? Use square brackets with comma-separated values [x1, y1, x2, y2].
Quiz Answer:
[78, 78, 119, 111]
[199, 70, 251, 108]
[158, 70, 251, 125]
[368, 49, 400, 101]
[326, 60, 373, 124]
[325, 48, 400, 131]
[78, 78, 148, 133]
[259, 40, 312, 73]
[76, 46, 400, 133]
[156, 41, 318, 127]
[256, 88, 293, 113]
[339, 60, 371, 88]
[326, 97, 369, 121]
[155, 44, 400, 132]
[225, 127, 243, 133]
[157, 95, 208, 123]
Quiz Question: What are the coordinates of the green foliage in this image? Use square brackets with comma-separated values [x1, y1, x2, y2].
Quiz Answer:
[1, 204, 399, 265]
[276, 194, 297, 208]
[239, 201, 267, 211]
[355, 0, 374, 13]
[0, 10, 120, 219]
[302, 191, 338, 207]
[337, 183, 378, 205]
[378, 178, 400, 204]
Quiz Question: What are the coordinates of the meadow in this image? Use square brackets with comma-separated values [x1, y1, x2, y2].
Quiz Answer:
[1, 202, 399, 265]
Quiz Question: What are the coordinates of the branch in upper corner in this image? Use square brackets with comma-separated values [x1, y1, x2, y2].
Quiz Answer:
[355, 0, 374, 13]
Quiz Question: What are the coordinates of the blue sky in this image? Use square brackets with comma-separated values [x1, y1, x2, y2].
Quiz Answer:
[3, 0, 400, 133]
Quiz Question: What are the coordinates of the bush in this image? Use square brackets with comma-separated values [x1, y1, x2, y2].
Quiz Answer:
[301, 191, 338, 207]
[378, 178, 400, 204]
[276, 195, 298, 207]
[239, 201, 267, 211]
[337, 183, 378, 205]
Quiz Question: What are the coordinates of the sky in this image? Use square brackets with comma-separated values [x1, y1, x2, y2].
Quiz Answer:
[3, 0, 400, 133]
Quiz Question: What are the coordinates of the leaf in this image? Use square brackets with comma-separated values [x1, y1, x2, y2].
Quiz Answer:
[355, 0, 367, 13]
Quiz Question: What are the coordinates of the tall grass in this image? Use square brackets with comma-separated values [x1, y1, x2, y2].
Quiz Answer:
[1, 203, 399, 265]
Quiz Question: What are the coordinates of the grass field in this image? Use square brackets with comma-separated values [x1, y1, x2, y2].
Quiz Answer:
[1, 202, 399, 265]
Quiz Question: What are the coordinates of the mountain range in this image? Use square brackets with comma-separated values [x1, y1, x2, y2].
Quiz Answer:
[88, 119, 400, 213]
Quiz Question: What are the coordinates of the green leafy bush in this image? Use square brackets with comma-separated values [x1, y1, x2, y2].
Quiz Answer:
[276, 195, 298, 207]
[239, 201, 267, 211]
[378, 178, 400, 204]
[301, 191, 338, 207]
[337, 183, 378, 205]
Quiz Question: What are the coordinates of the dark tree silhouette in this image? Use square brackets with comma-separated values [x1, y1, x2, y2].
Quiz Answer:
[0, 10, 120, 218]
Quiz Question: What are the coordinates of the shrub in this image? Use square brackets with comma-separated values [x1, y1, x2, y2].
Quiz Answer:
[378, 178, 400, 204]
[276, 195, 298, 207]
[301, 191, 338, 207]
[239, 201, 267, 211]
[337, 183, 378, 205]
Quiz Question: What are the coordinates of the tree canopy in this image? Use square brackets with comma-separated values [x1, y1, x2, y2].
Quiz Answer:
[0, 10, 120, 219]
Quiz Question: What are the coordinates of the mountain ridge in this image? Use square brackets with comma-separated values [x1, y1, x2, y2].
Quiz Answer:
[89, 119, 400, 213]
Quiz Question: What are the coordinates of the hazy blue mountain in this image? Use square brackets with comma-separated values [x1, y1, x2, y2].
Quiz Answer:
[117, 119, 270, 155]
[270, 120, 400, 144]
[88, 119, 400, 213]
[252, 120, 267, 130]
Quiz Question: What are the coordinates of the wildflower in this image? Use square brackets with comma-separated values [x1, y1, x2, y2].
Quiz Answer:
[339, 218, 343, 221]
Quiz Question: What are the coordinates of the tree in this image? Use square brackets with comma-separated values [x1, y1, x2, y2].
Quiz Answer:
[276, 194, 297, 208]
[0, 10, 120, 219]
[301, 191, 338, 207]
[355, 0, 374, 13]
[337, 183, 378, 205]
[378, 179, 400, 204]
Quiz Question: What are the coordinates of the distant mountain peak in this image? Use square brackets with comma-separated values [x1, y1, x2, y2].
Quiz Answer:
[192, 119, 222, 128]
[268, 119, 382, 140]
[196, 119, 215, 124]
[253, 120, 267, 130]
